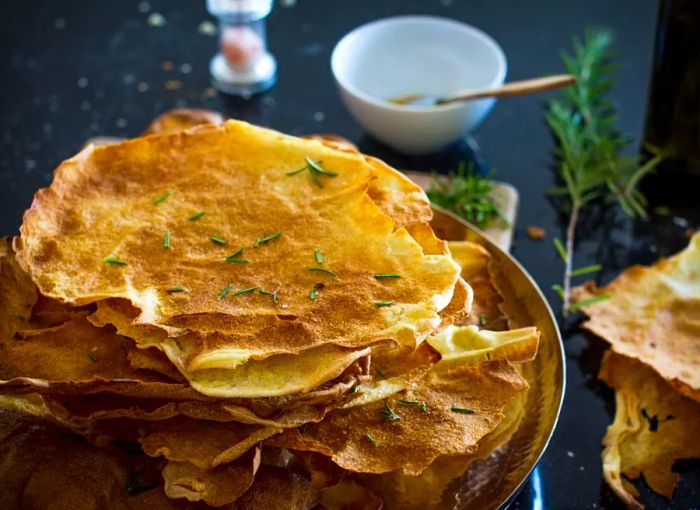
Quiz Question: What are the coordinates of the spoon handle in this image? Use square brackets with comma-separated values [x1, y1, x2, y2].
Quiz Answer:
[437, 74, 576, 105]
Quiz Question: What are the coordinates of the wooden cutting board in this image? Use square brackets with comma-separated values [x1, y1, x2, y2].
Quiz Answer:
[404, 171, 518, 252]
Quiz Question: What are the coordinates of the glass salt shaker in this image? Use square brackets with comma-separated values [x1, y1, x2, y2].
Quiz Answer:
[207, 0, 277, 97]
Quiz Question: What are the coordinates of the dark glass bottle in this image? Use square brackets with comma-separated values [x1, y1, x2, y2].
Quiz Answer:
[640, 0, 700, 209]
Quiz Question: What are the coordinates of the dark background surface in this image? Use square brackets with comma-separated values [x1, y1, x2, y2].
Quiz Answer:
[1, 1, 698, 509]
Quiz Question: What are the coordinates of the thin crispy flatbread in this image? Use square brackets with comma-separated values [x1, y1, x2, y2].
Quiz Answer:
[599, 351, 700, 509]
[574, 233, 700, 402]
[267, 361, 528, 476]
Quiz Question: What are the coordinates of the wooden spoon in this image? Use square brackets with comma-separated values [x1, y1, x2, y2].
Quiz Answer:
[389, 74, 576, 106]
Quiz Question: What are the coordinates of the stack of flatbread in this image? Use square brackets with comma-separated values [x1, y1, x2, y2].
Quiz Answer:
[0, 119, 539, 509]
[574, 233, 700, 509]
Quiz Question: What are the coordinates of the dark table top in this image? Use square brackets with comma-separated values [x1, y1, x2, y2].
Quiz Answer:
[1, 1, 699, 509]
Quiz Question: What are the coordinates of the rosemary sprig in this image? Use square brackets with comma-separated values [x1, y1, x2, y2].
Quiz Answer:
[547, 30, 662, 316]
[380, 402, 401, 421]
[103, 255, 128, 266]
[255, 231, 281, 246]
[427, 162, 508, 229]
[153, 189, 172, 205]
[188, 211, 205, 221]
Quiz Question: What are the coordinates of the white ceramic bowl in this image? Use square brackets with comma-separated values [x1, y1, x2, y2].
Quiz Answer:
[331, 16, 507, 155]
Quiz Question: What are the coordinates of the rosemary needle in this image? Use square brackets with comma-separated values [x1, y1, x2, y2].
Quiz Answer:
[166, 286, 187, 293]
[479, 314, 488, 326]
[398, 399, 419, 406]
[233, 286, 258, 296]
[258, 289, 279, 304]
[451, 407, 476, 414]
[308, 267, 338, 278]
[380, 402, 401, 421]
[255, 231, 281, 246]
[153, 189, 171, 205]
[420, 402, 428, 413]
[375, 301, 394, 307]
[306, 157, 339, 176]
[163, 231, 171, 249]
[103, 255, 128, 266]
[88, 353, 98, 362]
[314, 248, 324, 264]
[210, 236, 227, 245]
[374, 273, 401, 279]
[188, 211, 205, 221]
[217, 283, 234, 301]
[365, 433, 379, 446]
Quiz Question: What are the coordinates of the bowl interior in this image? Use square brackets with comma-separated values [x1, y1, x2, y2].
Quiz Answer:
[332, 16, 506, 107]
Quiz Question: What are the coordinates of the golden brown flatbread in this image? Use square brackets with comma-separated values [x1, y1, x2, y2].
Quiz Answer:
[599, 351, 700, 509]
[574, 233, 700, 402]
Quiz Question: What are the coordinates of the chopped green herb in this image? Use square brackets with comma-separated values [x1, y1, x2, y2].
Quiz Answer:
[420, 401, 428, 413]
[365, 433, 379, 446]
[374, 273, 401, 279]
[258, 289, 279, 304]
[300, 423, 310, 434]
[188, 211, 205, 221]
[233, 286, 258, 296]
[255, 231, 281, 246]
[479, 314, 488, 326]
[551, 284, 565, 299]
[210, 236, 227, 245]
[375, 300, 394, 308]
[351, 385, 360, 393]
[166, 286, 187, 293]
[376, 367, 385, 377]
[227, 258, 249, 265]
[224, 248, 245, 262]
[286, 158, 339, 188]
[314, 248, 324, 264]
[570, 294, 612, 310]
[306, 157, 339, 177]
[553, 237, 569, 263]
[88, 353, 98, 362]
[14, 314, 26, 321]
[286, 166, 307, 176]
[217, 283, 234, 301]
[571, 264, 603, 277]
[398, 399, 419, 406]
[308, 267, 338, 278]
[451, 407, 476, 414]
[309, 285, 320, 302]
[153, 189, 172, 205]
[103, 255, 128, 266]
[163, 231, 171, 249]
[380, 402, 401, 421]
